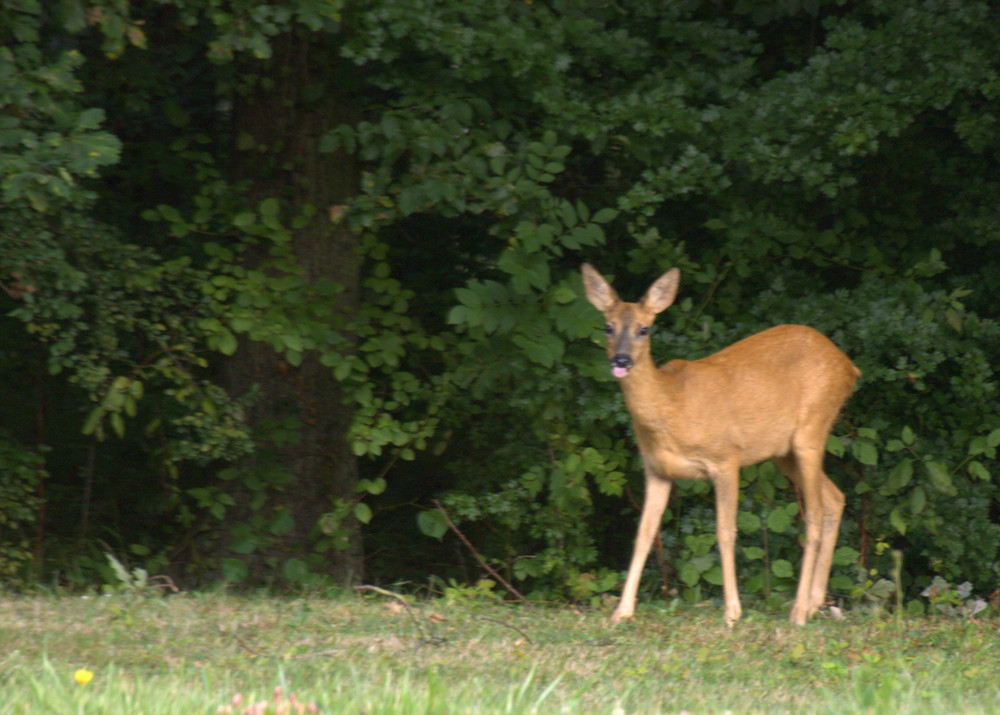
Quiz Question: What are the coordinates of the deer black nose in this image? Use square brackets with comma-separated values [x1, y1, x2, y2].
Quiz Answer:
[611, 354, 633, 369]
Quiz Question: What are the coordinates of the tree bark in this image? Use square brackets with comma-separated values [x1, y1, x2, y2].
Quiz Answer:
[217, 31, 363, 585]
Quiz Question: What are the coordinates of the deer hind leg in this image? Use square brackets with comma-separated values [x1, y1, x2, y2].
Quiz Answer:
[778, 443, 844, 626]
[611, 475, 672, 624]
[808, 475, 845, 612]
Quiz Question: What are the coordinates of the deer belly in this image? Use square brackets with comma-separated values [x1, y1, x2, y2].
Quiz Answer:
[641, 448, 712, 481]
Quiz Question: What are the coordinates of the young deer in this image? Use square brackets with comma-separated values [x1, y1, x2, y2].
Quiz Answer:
[582, 264, 860, 626]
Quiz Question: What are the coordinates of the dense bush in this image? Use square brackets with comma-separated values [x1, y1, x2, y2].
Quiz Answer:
[2, 0, 999, 611]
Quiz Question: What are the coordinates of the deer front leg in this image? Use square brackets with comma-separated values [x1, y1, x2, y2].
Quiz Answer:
[713, 468, 742, 627]
[610, 475, 672, 624]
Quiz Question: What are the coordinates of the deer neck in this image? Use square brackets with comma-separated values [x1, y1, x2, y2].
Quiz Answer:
[617, 353, 676, 424]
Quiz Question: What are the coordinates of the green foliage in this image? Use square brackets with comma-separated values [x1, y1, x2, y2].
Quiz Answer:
[0, 19, 121, 213]
[2, 0, 1000, 607]
[921, 577, 990, 618]
[0, 437, 42, 582]
[440, 578, 502, 605]
[340, 0, 1000, 608]
[5, 214, 256, 461]
[102, 552, 150, 595]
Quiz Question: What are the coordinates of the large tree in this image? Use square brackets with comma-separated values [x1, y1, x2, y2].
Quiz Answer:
[212, 31, 365, 584]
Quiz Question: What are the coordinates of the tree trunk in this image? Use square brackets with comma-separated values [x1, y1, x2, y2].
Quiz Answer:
[216, 31, 363, 585]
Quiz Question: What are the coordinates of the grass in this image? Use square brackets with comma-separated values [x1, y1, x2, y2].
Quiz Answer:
[0, 590, 997, 714]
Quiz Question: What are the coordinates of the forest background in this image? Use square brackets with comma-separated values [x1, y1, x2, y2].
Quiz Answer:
[2, 0, 999, 613]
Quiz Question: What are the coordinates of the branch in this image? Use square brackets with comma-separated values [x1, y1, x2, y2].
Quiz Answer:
[353, 584, 446, 648]
[432, 499, 528, 603]
[474, 616, 532, 644]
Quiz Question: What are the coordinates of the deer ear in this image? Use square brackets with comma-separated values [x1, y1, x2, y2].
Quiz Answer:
[581, 264, 619, 312]
[642, 268, 680, 314]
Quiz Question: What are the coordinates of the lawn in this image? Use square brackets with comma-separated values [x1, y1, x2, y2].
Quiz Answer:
[0, 590, 997, 714]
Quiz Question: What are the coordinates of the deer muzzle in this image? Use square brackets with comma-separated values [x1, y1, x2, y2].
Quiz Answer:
[610, 354, 633, 379]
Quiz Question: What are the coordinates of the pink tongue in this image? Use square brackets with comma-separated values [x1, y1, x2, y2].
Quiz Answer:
[612, 366, 628, 379]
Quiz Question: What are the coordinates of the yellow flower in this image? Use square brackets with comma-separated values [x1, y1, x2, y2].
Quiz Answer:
[74, 669, 94, 686]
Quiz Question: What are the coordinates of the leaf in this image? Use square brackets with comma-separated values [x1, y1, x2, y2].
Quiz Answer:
[417, 509, 448, 540]
[869, 579, 896, 600]
[702, 565, 723, 586]
[909, 486, 927, 515]
[944, 307, 962, 333]
[269, 507, 294, 535]
[591, 207, 618, 224]
[771, 559, 794, 579]
[679, 560, 703, 587]
[852, 439, 878, 466]
[742, 546, 766, 561]
[454, 287, 482, 309]
[766, 507, 793, 534]
[157, 204, 183, 223]
[82, 407, 104, 436]
[514, 333, 564, 368]
[924, 461, 956, 496]
[737, 511, 762, 533]
[559, 200, 577, 228]
[216, 330, 238, 356]
[353, 502, 373, 524]
[901, 425, 915, 445]
[967, 460, 990, 482]
[233, 211, 256, 228]
[357, 477, 387, 495]
[259, 197, 281, 219]
[230, 525, 257, 554]
[446, 305, 474, 326]
[222, 558, 249, 583]
[968, 436, 987, 456]
[75, 108, 106, 131]
[105, 553, 133, 588]
[281, 333, 304, 352]
[826, 434, 845, 457]
[833, 546, 861, 566]
[283, 558, 309, 583]
[882, 458, 913, 495]
[110, 412, 125, 438]
[889, 506, 907, 535]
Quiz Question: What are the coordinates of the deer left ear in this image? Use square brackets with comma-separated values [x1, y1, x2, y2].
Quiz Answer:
[641, 268, 680, 315]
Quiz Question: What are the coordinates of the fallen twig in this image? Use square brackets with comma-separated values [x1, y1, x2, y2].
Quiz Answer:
[432, 499, 528, 603]
[354, 584, 447, 648]
[227, 629, 339, 660]
[474, 615, 532, 644]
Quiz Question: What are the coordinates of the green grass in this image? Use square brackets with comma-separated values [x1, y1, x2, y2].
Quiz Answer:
[0, 591, 997, 714]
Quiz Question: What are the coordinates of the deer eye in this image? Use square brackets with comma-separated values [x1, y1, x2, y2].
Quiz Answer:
[604, 324, 614, 335]
[637, 326, 649, 337]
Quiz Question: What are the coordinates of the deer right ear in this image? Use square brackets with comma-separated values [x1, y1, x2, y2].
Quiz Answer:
[642, 268, 680, 315]
[581, 264, 619, 312]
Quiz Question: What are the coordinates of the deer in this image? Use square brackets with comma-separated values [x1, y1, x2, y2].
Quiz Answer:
[581, 263, 860, 627]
